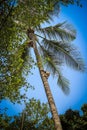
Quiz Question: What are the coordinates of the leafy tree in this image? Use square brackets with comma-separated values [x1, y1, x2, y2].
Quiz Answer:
[81, 104, 87, 129]
[0, 0, 15, 29]
[0, 101, 87, 130]
[0, 17, 32, 102]
[60, 104, 87, 130]
[0, 1, 33, 102]
[12, 0, 83, 30]
[61, 109, 80, 130]
[0, 98, 54, 130]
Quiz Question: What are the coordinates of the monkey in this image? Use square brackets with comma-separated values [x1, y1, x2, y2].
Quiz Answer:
[40, 69, 50, 79]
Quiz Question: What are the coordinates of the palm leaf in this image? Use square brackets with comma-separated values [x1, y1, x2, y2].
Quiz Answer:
[37, 21, 76, 41]
[41, 39, 85, 72]
[37, 42, 63, 73]
[57, 71, 70, 95]
[39, 45, 70, 94]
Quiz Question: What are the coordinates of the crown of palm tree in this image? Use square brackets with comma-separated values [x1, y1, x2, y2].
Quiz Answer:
[19, 21, 85, 94]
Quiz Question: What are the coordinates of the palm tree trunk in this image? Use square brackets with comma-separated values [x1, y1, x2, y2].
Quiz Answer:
[33, 42, 63, 130]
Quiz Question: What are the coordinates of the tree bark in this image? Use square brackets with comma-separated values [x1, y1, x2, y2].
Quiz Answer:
[33, 42, 63, 130]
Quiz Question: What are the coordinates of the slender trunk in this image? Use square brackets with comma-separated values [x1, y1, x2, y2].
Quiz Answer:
[33, 42, 63, 130]
[20, 110, 25, 130]
[27, 29, 62, 130]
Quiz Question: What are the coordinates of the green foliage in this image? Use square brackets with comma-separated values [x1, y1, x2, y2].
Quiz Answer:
[0, 25, 29, 101]
[24, 98, 50, 127]
[0, 2, 32, 102]
[16, 0, 79, 28]
[38, 22, 76, 41]
[60, 104, 87, 130]
[13, 0, 82, 29]
[0, 0, 14, 29]
[0, 98, 54, 130]
[0, 101, 87, 130]
[35, 21, 85, 94]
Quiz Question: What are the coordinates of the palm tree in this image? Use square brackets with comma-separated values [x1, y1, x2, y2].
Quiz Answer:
[20, 22, 85, 130]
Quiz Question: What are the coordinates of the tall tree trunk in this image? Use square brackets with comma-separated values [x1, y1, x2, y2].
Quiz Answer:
[33, 42, 63, 130]
[27, 29, 62, 130]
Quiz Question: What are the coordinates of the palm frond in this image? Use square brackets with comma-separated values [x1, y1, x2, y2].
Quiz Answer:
[37, 21, 76, 41]
[38, 44, 70, 94]
[47, 57, 70, 95]
[37, 42, 63, 73]
[57, 71, 70, 95]
[42, 39, 85, 72]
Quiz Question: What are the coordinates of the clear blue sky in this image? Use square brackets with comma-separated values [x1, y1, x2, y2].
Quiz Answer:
[1, 1, 87, 116]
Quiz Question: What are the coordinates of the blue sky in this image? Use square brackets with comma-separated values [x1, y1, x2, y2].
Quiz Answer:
[1, 1, 87, 116]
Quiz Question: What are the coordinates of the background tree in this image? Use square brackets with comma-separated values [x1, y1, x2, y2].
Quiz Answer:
[60, 104, 87, 130]
[0, 98, 54, 130]
[0, 0, 33, 102]
[0, 101, 87, 130]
